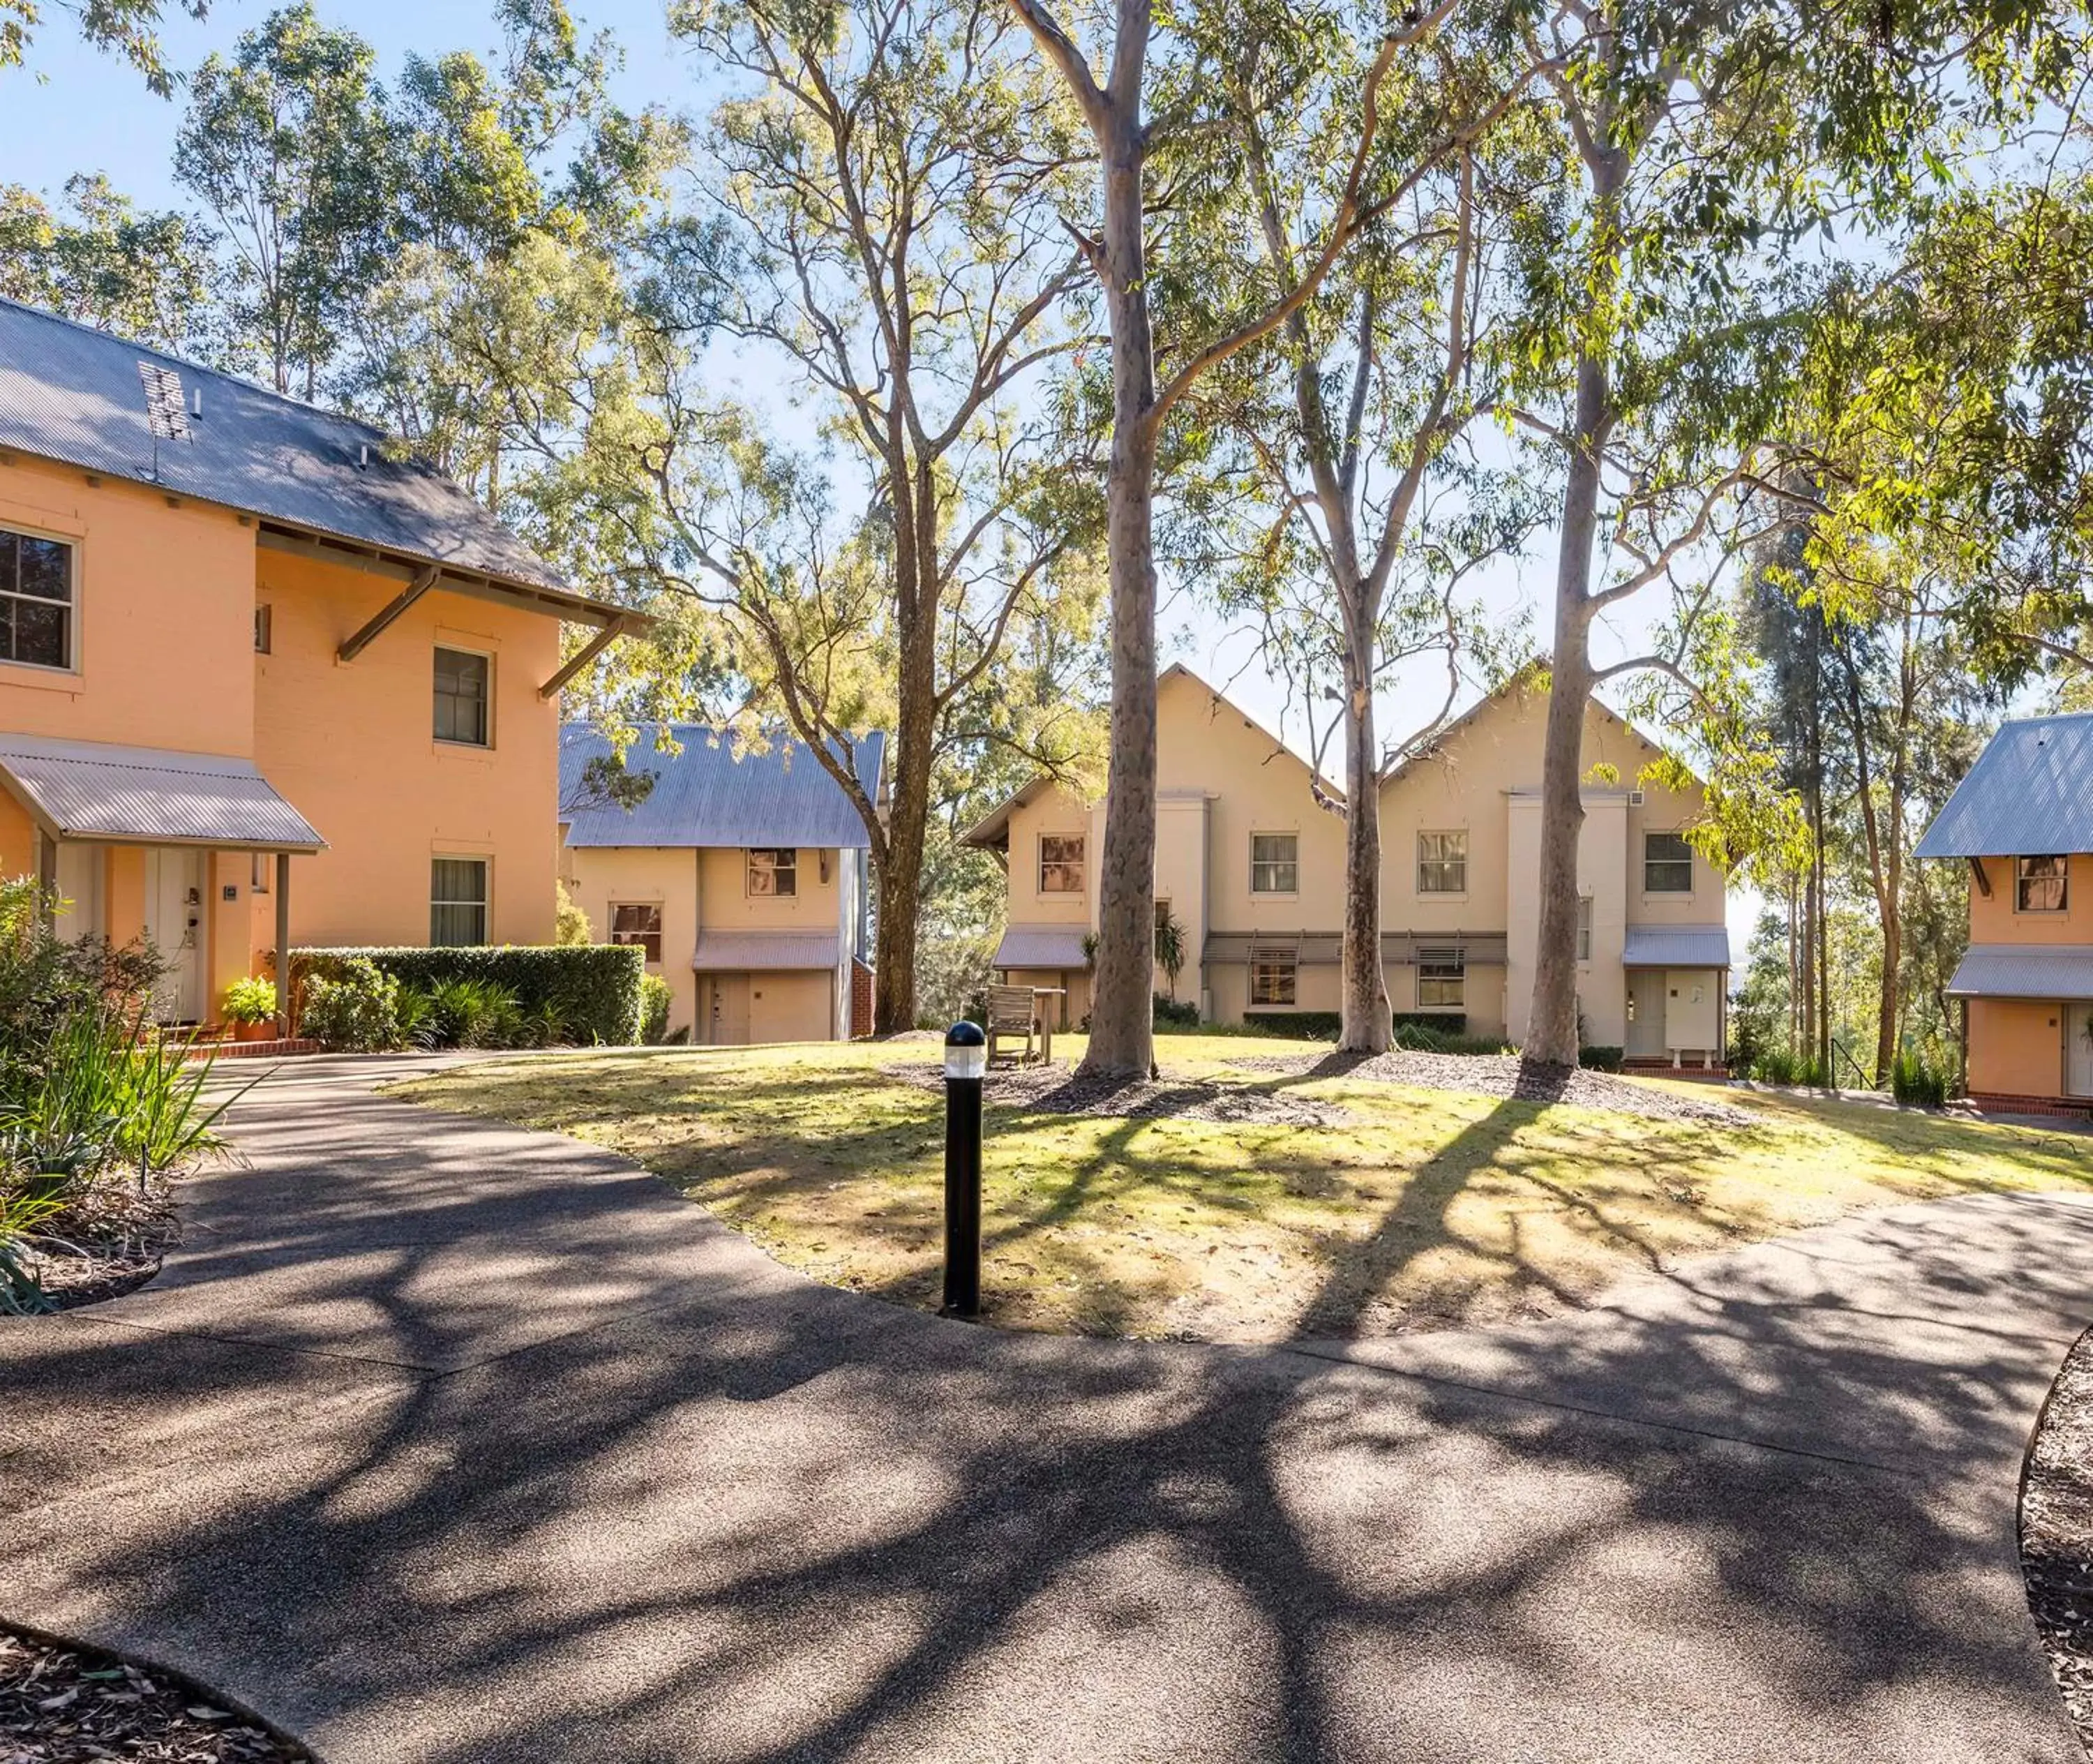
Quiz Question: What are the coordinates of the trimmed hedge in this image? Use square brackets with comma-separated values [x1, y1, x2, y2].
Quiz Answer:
[1577, 1045, 1624, 1072]
[296, 945, 646, 1045]
[1241, 1010, 1472, 1041]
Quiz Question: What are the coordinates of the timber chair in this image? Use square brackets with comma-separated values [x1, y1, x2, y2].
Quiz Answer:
[985, 985, 1040, 1066]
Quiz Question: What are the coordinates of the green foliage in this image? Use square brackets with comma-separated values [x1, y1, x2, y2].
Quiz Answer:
[1153, 994, 1201, 1030]
[220, 976, 280, 1025]
[1243, 1012, 1343, 1040]
[640, 973, 673, 1045]
[1889, 1048, 1951, 1109]
[1392, 1022, 1514, 1056]
[1153, 907, 1187, 999]
[913, 929, 998, 1033]
[0, 174, 217, 351]
[1577, 1045, 1624, 1072]
[297, 945, 645, 1045]
[554, 880, 592, 947]
[0, 0, 207, 96]
[298, 957, 404, 1053]
[0, 1186, 66, 1315]
[424, 977, 527, 1049]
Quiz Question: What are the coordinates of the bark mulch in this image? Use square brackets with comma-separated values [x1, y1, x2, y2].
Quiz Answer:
[1226, 1048, 1756, 1128]
[9, 1178, 177, 1312]
[0, 1626, 310, 1764]
[2023, 1325, 2093, 1758]
[898, 1061, 1353, 1127]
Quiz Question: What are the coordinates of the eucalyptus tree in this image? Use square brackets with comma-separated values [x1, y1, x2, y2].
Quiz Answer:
[578, 0, 1106, 1034]
[1508, 0, 2085, 1066]
[1005, 0, 1471, 1078]
[1, 0, 207, 95]
[1187, 31, 1555, 1053]
[0, 173, 218, 352]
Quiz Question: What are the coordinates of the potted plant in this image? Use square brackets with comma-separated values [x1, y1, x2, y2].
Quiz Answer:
[220, 976, 280, 1042]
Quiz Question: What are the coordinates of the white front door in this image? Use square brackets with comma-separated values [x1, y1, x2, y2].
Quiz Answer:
[1626, 971, 1666, 1059]
[2066, 1003, 2093, 1099]
[143, 849, 205, 1023]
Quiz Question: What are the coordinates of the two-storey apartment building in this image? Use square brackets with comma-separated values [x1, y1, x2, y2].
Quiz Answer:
[0, 299, 640, 1025]
[1916, 712, 2093, 1110]
[557, 724, 883, 1045]
[967, 666, 1730, 1060]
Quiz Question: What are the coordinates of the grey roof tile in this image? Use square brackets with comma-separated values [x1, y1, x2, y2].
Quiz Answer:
[560, 724, 884, 850]
[0, 298, 562, 591]
[1915, 713, 2093, 860]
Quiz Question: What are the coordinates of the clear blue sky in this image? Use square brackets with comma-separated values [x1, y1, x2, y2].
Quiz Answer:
[3, 0, 1760, 951]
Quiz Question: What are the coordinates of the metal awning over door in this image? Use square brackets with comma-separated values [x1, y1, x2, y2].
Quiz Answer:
[0, 731, 324, 851]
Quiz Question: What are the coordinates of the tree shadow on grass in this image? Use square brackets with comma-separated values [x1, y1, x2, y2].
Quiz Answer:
[3, 1066, 2090, 1760]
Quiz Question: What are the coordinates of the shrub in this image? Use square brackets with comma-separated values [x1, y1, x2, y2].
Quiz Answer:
[640, 974, 673, 1044]
[1153, 993, 1201, 1029]
[297, 945, 645, 1045]
[915, 932, 998, 1031]
[555, 881, 593, 946]
[1577, 1045, 1624, 1072]
[1394, 1022, 1515, 1056]
[299, 958, 404, 1052]
[1890, 1048, 1950, 1108]
[1243, 1010, 1342, 1040]
[1392, 1012, 1467, 1036]
[221, 976, 279, 1025]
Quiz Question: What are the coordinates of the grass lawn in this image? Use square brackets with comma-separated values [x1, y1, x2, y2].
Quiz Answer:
[393, 1034, 2093, 1342]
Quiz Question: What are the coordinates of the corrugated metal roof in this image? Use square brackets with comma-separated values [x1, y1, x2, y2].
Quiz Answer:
[1947, 943, 2093, 1001]
[1621, 925, 1730, 968]
[0, 732, 324, 850]
[560, 724, 884, 850]
[1915, 713, 2093, 860]
[691, 930, 841, 971]
[0, 297, 564, 593]
[992, 926, 1090, 969]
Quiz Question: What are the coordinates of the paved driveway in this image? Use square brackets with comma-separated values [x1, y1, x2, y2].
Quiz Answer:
[1, 1055, 2088, 1763]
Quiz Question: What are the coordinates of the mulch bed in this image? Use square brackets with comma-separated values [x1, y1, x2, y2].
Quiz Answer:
[1225, 1048, 1756, 1127]
[7, 1178, 177, 1313]
[2023, 1326, 2093, 1756]
[0, 1625, 310, 1763]
[897, 1061, 1353, 1127]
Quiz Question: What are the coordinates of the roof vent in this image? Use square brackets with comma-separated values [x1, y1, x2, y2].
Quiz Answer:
[1628, 788, 1645, 806]
[358, 444, 370, 470]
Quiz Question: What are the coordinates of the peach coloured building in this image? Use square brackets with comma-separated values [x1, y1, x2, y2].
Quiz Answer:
[1916, 712, 2093, 1110]
[0, 299, 639, 1026]
[558, 725, 884, 1045]
[966, 666, 1731, 1062]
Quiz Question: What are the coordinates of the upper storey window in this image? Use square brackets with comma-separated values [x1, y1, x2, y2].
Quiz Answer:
[1040, 834, 1085, 894]
[2017, 854, 2069, 913]
[748, 849, 798, 898]
[434, 646, 490, 746]
[1250, 833, 1298, 895]
[1644, 832, 1693, 893]
[1, 525, 73, 671]
[1417, 830, 1467, 894]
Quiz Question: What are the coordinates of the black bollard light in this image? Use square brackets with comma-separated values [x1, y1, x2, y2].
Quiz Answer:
[941, 1019, 987, 1318]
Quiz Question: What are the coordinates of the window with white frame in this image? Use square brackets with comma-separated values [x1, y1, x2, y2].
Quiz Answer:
[1250, 956, 1297, 1006]
[1577, 895, 1593, 961]
[1039, 834, 1085, 894]
[430, 857, 488, 945]
[1, 525, 73, 671]
[1644, 831, 1693, 892]
[1250, 832, 1299, 895]
[747, 848, 797, 897]
[433, 646, 490, 746]
[1417, 948, 1465, 1009]
[1417, 830, 1467, 894]
[611, 902, 663, 963]
[2017, 854, 2069, 913]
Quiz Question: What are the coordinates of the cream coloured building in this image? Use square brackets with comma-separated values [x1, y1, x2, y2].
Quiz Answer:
[558, 725, 883, 1045]
[965, 666, 1731, 1061]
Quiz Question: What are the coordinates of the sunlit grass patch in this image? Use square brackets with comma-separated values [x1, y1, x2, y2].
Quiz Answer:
[393, 1034, 2093, 1342]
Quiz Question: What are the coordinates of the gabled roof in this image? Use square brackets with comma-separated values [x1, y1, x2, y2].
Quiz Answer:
[960, 663, 1336, 851]
[0, 298, 624, 622]
[560, 724, 884, 850]
[1914, 713, 2093, 860]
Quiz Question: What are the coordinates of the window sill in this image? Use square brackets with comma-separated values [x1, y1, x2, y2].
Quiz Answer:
[1416, 892, 1469, 904]
[0, 658, 82, 692]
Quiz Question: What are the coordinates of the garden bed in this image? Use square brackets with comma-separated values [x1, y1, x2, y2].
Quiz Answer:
[1, 1624, 310, 1763]
[1226, 1047, 1755, 1126]
[2023, 1326, 2093, 1756]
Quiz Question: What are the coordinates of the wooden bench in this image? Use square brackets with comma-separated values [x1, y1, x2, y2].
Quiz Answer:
[986, 985, 1039, 1066]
